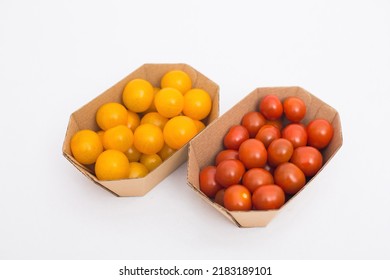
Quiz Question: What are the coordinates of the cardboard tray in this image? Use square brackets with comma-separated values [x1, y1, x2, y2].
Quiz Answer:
[187, 86, 342, 227]
[63, 64, 219, 196]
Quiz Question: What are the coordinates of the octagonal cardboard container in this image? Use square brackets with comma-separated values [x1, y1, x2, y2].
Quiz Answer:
[63, 64, 219, 196]
[187, 87, 342, 227]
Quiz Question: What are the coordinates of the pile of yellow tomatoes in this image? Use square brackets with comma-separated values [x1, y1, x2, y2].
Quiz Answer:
[70, 70, 212, 180]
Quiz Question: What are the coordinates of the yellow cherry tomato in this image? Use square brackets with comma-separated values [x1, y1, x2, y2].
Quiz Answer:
[96, 102, 128, 131]
[154, 87, 184, 118]
[102, 125, 134, 152]
[161, 70, 192, 94]
[144, 87, 160, 113]
[127, 110, 140, 132]
[141, 112, 168, 130]
[163, 116, 198, 150]
[183, 88, 212, 120]
[193, 119, 206, 132]
[128, 162, 149, 178]
[122, 79, 154, 113]
[124, 146, 142, 162]
[70, 129, 103, 165]
[133, 124, 164, 155]
[158, 143, 176, 161]
[95, 150, 129, 180]
[140, 154, 163, 171]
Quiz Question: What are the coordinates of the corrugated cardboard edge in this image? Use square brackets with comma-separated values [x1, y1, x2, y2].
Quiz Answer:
[63, 63, 219, 196]
[187, 86, 343, 227]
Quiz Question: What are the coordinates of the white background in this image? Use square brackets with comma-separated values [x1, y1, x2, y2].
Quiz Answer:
[1, 0, 390, 260]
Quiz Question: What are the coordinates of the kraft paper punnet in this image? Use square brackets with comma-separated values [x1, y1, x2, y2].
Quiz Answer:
[187, 87, 342, 227]
[63, 64, 219, 196]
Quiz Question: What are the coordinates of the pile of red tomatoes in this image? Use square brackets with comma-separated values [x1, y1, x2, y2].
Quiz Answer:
[199, 95, 334, 211]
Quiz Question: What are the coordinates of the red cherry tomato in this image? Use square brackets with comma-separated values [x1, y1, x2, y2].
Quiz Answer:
[267, 138, 294, 167]
[266, 119, 283, 130]
[259, 95, 283, 120]
[282, 123, 307, 148]
[274, 162, 306, 195]
[306, 119, 334, 149]
[290, 146, 323, 177]
[241, 111, 266, 137]
[224, 185, 252, 211]
[214, 189, 225, 207]
[223, 125, 249, 150]
[242, 168, 274, 193]
[238, 139, 267, 169]
[215, 159, 246, 188]
[283, 97, 306, 123]
[199, 166, 222, 198]
[252, 184, 285, 210]
[255, 124, 281, 148]
[215, 149, 239, 166]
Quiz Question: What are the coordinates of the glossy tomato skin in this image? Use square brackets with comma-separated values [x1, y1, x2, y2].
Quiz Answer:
[267, 138, 294, 167]
[259, 95, 283, 121]
[238, 139, 268, 169]
[255, 124, 281, 148]
[252, 184, 285, 210]
[274, 162, 306, 195]
[290, 146, 323, 177]
[306, 119, 334, 149]
[242, 168, 274, 193]
[224, 185, 252, 211]
[215, 149, 239, 166]
[241, 111, 267, 137]
[199, 166, 222, 198]
[215, 159, 246, 188]
[282, 123, 307, 148]
[266, 119, 283, 130]
[223, 125, 250, 150]
[283, 97, 306, 123]
[214, 189, 226, 207]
